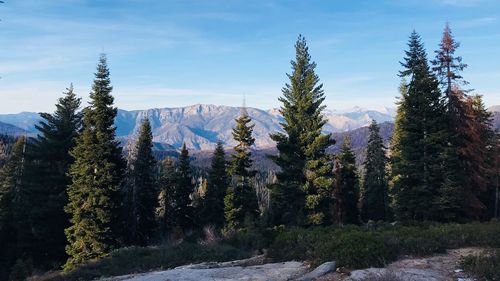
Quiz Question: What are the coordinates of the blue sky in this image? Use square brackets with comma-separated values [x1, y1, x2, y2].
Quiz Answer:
[0, 0, 499, 113]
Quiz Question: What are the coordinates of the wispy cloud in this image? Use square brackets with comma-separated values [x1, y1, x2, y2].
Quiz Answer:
[438, 0, 483, 7]
[455, 16, 497, 28]
[0, 80, 75, 114]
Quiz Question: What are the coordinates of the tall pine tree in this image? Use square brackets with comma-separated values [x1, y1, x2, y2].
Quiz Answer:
[224, 110, 259, 229]
[157, 157, 177, 238]
[432, 24, 494, 220]
[64, 54, 125, 269]
[19, 85, 82, 268]
[172, 144, 195, 232]
[466, 95, 496, 218]
[332, 136, 359, 225]
[269, 35, 334, 226]
[127, 119, 157, 246]
[202, 141, 228, 229]
[0, 137, 26, 281]
[391, 31, 446, 221]
[361, 120, 389, 222]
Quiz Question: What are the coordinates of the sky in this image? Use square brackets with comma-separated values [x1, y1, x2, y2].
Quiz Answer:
[0, 0, 499, 114]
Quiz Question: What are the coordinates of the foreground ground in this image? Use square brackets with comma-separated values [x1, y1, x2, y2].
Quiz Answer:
[32, 222, 500, 281]
[100, 248, 483, 281]
[321, 247, 482, 281]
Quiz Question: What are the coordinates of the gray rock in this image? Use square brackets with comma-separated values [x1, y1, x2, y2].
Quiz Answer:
[102, 261, 308, 281]
[348, 268, 386, 280]
[348, 268, 443, 281]
[296, 261, 337, 281]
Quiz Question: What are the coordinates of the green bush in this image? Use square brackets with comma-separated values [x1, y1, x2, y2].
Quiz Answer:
[268, 221, 500, 269]
[34, 221, 500, 280]
[332, 231, 394, 268]
[268, 227, 394, 268]
[34, 242, 249, 281]
[225, 226, 274, 252]
[461, 250, 500, 281]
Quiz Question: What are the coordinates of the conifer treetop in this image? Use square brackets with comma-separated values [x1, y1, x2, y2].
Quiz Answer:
[432, 23, 468, 92]
[399, 31, 428, 78]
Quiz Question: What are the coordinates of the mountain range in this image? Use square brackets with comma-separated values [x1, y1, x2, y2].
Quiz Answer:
[0, 104, 396, 150]
[0, 104, 498, 152]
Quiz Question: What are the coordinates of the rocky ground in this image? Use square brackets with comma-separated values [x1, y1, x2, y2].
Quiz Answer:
[101, 248, 484, 281]
[102, 261, 309, 281]
[318, 247, 483, 281]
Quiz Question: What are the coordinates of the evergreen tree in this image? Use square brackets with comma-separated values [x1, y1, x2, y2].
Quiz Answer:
[361, 120, 389, 222]
[466, 95, 496, 218]
[64, 54, 126, 269]
[431, 23, 468, 104]
[202, 141, 228, 229]
[332, 136, 359, 225]
[431, 24, 494, 220]
[224, 111, 259, 229]
[269, 35, 334, 226]
[171, 144, 195, 232]
[157, 157, 176, 238]
[0, 137, 26, 281]
[0, 139, 8, 170]
[487, 130, 500, 218]
[127, 119, 157, 246]
[20, 85, 82, 268]
[391, 31, 446, 221]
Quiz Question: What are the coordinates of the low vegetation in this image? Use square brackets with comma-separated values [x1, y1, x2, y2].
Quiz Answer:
[33, 242, 250, 281]
[32, 221, 500, 280]
[461, 249, 500, 281]
[268, 221, 500, 268]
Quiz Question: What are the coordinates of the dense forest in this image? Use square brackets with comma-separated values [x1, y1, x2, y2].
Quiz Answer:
[0, 25, 499, 280]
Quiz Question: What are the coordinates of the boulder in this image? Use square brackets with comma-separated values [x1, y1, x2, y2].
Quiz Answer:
[295, 261, 337, 281]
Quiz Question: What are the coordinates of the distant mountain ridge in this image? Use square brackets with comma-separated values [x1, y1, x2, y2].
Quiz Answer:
[1, 103, 497, 151]
[0, 121, 26, 136]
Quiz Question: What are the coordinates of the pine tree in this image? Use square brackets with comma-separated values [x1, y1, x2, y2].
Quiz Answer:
[431, 24, 494, 220]
[466, 95, 496, 218]
[332, 136, 359, 225]
[0, 139, 8, 170]
[157, 157, 176, 238]
[486, 130, 500, 218]
[0, 137, 26, 281]
[172, 144, 195, 232]
[202, 141, 228, 229]
[224, 111, 259, 229]
[391, 31, 446, 221]
[64, 54, 126, 269]
[361, 120, 389, 222]
[18, 85, 82, 268]
[431, 23, 468, 104]
[127, 119, 157, 246]
[269, 35, 334, 226]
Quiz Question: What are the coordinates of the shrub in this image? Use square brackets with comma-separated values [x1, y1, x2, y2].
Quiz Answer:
[33, 221, 500, 280]
[225, 225, 274, 252]
[199, 225, 221, 246]
[268, 221, 500, 269]
[331, 231, 394, 268]
[461, 250, 500, 281]
[268, 227, 394, 268]
[33, 242, 249, 281]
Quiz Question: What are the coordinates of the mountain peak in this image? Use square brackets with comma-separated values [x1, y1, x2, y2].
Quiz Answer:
[1, 104, 399, 150]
